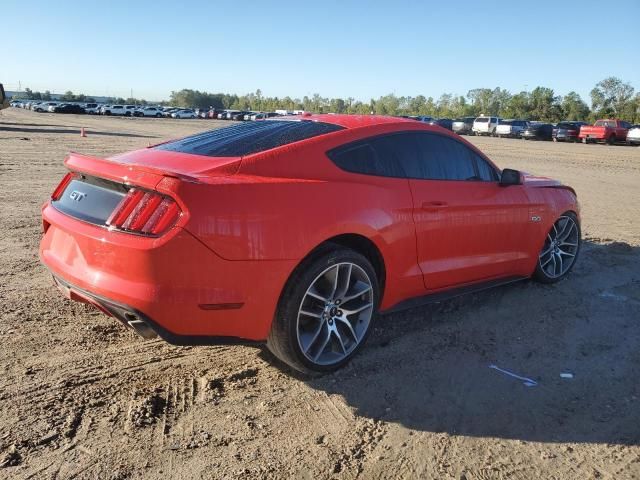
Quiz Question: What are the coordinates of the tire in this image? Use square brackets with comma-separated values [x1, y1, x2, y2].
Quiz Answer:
[534, 212, 581, 284]
[267, 245, 379, 374]
[156, 113, 161, 117]
[105, 111, 111, 116]
[607, 135, 615, 145]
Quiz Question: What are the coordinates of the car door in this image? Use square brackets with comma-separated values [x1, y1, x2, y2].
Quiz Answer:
[406, 132, 533, 290]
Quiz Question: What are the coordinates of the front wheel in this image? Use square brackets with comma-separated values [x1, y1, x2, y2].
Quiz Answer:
[534, 213, 581, 284]
[267, 246, 379, 374]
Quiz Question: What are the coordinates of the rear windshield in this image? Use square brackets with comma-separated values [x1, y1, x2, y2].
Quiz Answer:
[475, 118, 489, 123]
[155, 120, 344, 157]
[594, 120, 616, 127]
[500, 120, 513, 126]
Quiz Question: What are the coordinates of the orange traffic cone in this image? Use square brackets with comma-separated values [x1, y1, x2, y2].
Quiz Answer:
[80, 127, 86, 137]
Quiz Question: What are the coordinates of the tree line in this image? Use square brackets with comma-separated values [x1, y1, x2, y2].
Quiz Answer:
[15, 77, 640, 123]
[171, 77, 638, 123]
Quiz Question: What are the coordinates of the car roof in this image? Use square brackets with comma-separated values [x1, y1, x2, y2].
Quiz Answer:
[275, 113, 420, 129]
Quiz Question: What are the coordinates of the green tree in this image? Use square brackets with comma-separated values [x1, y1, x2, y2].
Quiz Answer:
[60, 90, 76, 101]
[590, 77, 635, 120]
[529, 87, 562, 121]
[503, 91, 531, 119]
[560, 92, 590, 121]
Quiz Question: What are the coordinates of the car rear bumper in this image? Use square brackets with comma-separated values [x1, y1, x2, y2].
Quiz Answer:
[40, 202, 298, 342]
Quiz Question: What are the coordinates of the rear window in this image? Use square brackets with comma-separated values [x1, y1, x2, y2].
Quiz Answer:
[155, 120, 344, 157]
[595, 120, 616, 127]
[500, 120, 513, 126]
[475, 118, 489, 123]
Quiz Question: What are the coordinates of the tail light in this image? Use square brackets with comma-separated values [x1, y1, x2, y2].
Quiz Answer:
[568, 130, 577, 135]
[107, 188, 181, 235]
[51, 172, 76, 200]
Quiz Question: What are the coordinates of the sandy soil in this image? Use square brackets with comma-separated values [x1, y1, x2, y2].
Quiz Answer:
[1, 108, 639, 479]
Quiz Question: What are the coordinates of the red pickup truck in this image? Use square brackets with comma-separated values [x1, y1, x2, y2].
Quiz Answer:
[579, 119, 632, 145]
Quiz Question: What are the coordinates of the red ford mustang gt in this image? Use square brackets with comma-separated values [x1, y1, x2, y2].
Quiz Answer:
[40, 114, 580, 373]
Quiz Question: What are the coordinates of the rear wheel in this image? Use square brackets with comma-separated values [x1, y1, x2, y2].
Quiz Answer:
[534, 213, 580, 284]
[607, 135, 615, 145]
[267, 246, 379, 374]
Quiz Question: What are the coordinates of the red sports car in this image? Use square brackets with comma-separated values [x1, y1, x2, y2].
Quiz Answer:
[40, 114, 580, 373]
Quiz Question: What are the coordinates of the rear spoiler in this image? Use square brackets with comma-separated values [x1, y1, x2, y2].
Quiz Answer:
[64, 152, 202, 188]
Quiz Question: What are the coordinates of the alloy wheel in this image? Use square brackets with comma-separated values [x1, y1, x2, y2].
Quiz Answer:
[296, 262, 374, 366]
[538, 215, 579, 279]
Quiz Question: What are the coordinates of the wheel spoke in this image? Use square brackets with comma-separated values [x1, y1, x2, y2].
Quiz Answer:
[303, 322, 326, 354]
[313, 327, 332, 361]
[559, 222, 576, 242]
[557, 253, 564, 274]
[560, 241, 578, 248]
[336, 264, 352, 300]
[551, 254, 558, 276]
[300, 309, 323, 319]
[336, 316, 359, 343]
[333, 329, 347, 354]
[556, 218, 569, 240]
[341, 282, 372, 304]
[342, 303, 373, 316]
[558, 248, 575, 257]
[327, 265, 340, 300]
[539, 245, 553, 258]
[306, 287, 328, 303]
[540, 255, 553, 268]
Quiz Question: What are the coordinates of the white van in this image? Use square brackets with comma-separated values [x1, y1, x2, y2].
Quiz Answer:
[473, 116, 500, 136]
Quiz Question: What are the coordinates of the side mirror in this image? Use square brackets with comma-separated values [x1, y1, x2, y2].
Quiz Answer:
[500, 168, 523, 186]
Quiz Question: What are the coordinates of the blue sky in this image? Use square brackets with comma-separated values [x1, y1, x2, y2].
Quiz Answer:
[2, 0, 638, 103]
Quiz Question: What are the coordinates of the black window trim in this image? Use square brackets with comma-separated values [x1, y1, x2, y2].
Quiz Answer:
[327, 130, 500, 183]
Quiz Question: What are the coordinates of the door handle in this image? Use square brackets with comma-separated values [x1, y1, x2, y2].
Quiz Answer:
[421, 200, 448, 210]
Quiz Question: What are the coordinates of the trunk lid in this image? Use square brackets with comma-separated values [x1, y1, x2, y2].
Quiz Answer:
[53, 150, 235, 234]
[110, 148, 241, 181]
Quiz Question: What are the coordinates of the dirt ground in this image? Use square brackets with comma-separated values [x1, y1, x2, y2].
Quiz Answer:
[1, 108, 639, 479]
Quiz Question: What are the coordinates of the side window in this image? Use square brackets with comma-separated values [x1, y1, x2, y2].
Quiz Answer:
[474, 154, 498, 181]
[368, 134, 416, 178]
[413, 134, 477, 181]
[329, 143, 390, 177]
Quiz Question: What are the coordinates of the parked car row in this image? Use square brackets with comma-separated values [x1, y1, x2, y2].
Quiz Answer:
[413, 114, 639, 146]
[9, 100, 304, 122]
[9, 100, 640, 145]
